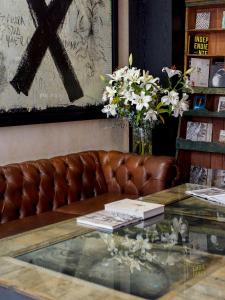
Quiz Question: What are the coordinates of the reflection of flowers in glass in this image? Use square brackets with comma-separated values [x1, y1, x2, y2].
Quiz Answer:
[100, 216, 190, 273]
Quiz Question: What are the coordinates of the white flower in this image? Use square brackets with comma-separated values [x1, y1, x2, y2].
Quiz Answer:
[125, 67, 141, 83]
[121, 90, 133, 105]
[161, 90, 179, 106]
[106, 86, 116, 100]
[172, 93, 189, 117]
[162, 67, 182, 78]
[107, 66, 129, 82]
[184, 77, 194, 93]
[132, 92, 152, 111]
[102, 90, 108, 102]
[102, 104, 117, 117]
[144, 109, 158, 122]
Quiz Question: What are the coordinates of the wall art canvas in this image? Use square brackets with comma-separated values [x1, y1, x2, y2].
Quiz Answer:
[0, 0, 114, 116]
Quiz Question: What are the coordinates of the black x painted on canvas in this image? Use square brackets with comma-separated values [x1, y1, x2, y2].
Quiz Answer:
[10, 0, 83, 102]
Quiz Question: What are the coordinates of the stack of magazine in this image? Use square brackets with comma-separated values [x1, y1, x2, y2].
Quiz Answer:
[185, 187, 225, 204]
[76, 199, 164, 231]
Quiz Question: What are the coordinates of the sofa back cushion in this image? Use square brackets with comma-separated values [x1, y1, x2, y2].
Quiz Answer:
[0, 152, 107, 223]
[98, 151, 176, 196]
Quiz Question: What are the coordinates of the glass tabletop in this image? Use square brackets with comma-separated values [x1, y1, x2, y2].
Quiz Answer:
[17, 211, 225, 299]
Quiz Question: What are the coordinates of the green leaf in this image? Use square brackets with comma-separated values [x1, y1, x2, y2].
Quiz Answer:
[156, 102, 166, 110]
[159, 115, 165, 124]
[157, 108, 170, 114]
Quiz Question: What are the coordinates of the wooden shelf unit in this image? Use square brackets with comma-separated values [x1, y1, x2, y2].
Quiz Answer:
[176, 138, 225, 154]
[183, 110, 225, 118]
[177, 0, 225, 183]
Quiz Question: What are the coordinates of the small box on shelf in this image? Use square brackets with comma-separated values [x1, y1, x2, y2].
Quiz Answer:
[193, 95, 207, 110]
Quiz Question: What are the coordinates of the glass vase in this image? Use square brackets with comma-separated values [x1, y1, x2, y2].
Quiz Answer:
[132, 124, 153, 155]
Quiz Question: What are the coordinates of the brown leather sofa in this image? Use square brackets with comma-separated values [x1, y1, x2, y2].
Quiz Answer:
[0, 150, 177, 238]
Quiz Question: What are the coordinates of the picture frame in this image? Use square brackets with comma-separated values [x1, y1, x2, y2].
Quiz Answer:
[218, 96, 225, 112]
[0, 0, 118, 127]
[193, 95, 207, 110]
[219, 130, 225, 143]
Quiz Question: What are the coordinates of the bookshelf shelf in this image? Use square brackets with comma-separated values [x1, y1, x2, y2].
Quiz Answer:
[183, 110, 225, 118]
[176, 138, 225, 154]
[188, 28, 225, 33]
[192, 87, 225, 94]
[187, 54, 225, 58]
[186, 0, 225, 7]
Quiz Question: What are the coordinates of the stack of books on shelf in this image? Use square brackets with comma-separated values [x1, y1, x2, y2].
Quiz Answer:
[76, 199, 164, 231]
[186, 121, 212, 142]
[189, 57, 225, 88]
[188, 10, 225, 88]
[189, 166, 225, 189]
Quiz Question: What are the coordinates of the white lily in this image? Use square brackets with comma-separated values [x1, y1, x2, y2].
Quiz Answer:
[162, 67, 182, 78]
[125, 67, 141, 83]
[132, 92, 151, 111]
[102, 90, 108, 102]
[121, 90, 133, 105]
[144, 109, 158, 122]
[102, 104, 117, 117]
[161, 90, 179, 106]
[172, 93, 189, 117]
[107, 66, 129, 81]
[105, 86, 116, 100]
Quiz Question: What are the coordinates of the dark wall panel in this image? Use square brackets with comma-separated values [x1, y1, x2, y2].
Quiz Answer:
[129, 0, 185, 156]
[129, 0, 172, 77]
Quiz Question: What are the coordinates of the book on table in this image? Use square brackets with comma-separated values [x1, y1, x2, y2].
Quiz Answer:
[76, 199, 164, 231]
[185, 187, 225, 204]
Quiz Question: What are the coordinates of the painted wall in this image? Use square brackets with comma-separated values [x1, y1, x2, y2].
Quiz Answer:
[0, 0, 129, 165]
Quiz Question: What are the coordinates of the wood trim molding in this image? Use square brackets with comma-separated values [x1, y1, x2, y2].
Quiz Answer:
[186, 0, 225, 7]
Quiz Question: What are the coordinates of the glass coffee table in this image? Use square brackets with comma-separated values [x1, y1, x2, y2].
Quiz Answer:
[1, 184, 225, 300]
[17, 200, 225, 299]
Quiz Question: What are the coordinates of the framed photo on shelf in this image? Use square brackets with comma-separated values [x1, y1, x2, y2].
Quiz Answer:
[222, 11, 225, 28]
[195, 12, 210, 30]
[193, 95, 207, 110]
[217, 96, 225, 112]
[0, 0, 118, 127]
[219, 130, 225, 143]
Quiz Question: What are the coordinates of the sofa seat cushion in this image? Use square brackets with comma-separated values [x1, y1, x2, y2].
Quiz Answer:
[0, 211, 73, 239]
[55, 193, 137, 216]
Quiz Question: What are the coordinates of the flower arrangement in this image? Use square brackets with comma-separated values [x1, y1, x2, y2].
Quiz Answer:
[101, 55, 193, 128]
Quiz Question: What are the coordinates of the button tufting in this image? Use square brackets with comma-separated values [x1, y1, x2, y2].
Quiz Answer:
[128, 173, 132, 180]
[139, 161, 144, 166]
[121, 159, 125, 165]
[146, 173, 151, 180]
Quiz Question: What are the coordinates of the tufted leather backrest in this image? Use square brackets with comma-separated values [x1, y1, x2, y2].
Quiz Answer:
[0, 151, 107, 223]
[98, 151, 176, 196]
[0, 150, 177, 224]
